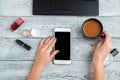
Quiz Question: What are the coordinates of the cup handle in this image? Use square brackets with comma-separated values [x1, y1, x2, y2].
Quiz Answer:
[100, 33, 105, 38]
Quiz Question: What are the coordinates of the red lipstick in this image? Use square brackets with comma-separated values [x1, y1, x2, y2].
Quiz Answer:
[10, 17, 24, 31]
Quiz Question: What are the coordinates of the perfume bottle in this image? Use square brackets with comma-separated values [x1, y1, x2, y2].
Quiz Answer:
[10, 18, 24, 31]
[84, 48, 119, 79]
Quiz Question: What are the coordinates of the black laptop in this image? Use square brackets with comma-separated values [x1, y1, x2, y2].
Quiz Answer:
[33, 0, 99, 16]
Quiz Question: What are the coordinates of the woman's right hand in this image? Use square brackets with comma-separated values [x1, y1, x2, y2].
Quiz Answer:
[34, 36, 59, 69]
[93, 31, 112, 64]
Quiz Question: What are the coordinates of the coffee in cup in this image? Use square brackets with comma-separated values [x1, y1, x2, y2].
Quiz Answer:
[81, 18, 119, 57]
[82, 18, 103, 39]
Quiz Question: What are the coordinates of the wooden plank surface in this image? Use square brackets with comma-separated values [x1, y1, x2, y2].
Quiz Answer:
[0, 17, 120, 38]
[0, 0, 120, 79]
[0, 16, 120, 80]
[0, 38, 120, 61]
[0, 61, 120, 80]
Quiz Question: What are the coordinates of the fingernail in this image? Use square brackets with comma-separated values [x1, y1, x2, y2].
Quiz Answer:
[55, 38, 57, 40]
[104, 30, 107, 33]
[52, 35, 55, 38]
[46, 36, 50, 39]
[57, 50, 60, 53]
[52, 35, 55, 39]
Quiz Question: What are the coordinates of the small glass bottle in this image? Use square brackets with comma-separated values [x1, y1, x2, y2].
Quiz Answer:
[104, 48, 119, 67]
[10, 18, 24, 31]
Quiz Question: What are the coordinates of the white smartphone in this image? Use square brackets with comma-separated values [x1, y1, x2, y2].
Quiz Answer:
[53, 28, 71, 64]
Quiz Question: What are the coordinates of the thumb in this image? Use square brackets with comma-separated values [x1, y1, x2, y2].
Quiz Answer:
[96, 39, 104, 47]
[103, 31, 112, 45]
[50, 50, 60, 59]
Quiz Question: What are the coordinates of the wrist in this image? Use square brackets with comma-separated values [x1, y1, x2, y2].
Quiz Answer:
[33, 61, 44, 71]
[93, 60, 104, 66]
[93, 58, 104, 65]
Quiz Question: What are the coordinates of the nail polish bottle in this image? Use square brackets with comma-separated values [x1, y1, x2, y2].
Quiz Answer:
[10, 18, 24, 31]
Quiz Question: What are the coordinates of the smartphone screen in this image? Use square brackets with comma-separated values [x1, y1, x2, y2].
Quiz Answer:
[55, 32, 71, 60]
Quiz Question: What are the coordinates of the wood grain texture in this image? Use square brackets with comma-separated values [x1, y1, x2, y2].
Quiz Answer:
[0, 38, 120, 61]
[0, 17, 120, 38]
[0, 0, 120, 79]
[0, 16, 120, 80]
[0, 61, 120, 80]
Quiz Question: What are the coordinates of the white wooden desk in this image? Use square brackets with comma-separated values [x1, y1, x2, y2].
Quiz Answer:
[0, 0, 120, 80]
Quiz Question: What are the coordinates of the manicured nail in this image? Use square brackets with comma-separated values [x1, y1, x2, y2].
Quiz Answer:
[54, 37, 56, 39]
[57, 50, 60, 53]
[104, 30, 107, 33]
[41, 38, 45, 41]
[46, 36, 50, 39]
[52, 35, 55, 39]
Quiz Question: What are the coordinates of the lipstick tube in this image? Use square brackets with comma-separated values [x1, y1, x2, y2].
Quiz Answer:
[15, 39, 31, 51]
[10, 18, 24, 31]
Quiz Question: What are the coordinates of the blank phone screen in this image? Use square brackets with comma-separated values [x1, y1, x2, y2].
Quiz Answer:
[55, 32, 70, 60]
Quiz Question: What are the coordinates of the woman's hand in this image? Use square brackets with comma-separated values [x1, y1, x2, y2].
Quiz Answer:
[34, 36, 59, 69]
[93, 31, 112, 64]
[93, 31, 112, 80]
[28, 36, 59, 80]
